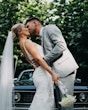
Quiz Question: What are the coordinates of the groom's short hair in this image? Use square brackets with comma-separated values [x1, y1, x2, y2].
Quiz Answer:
[25, 17, 42, 24]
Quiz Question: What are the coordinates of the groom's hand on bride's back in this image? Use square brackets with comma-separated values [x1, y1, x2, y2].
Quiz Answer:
[31, 59, 40, 68]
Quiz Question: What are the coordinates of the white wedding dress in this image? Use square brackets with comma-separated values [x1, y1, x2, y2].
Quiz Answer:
[24, 43, 55, 110]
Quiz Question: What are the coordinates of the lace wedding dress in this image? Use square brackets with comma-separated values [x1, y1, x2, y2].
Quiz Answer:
[24, 42, 55, 110]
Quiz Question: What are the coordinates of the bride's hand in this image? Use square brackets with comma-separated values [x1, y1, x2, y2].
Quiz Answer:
[52, 73, 60, 85]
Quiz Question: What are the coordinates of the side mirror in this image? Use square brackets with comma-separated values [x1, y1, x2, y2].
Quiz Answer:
[14, 78, 17, 82]
[75, 78, 81, 83]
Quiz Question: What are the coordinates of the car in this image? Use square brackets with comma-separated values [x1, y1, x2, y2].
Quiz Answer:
[74, 79, 88, 110]
[13, 69, 88, 110]
[13, 69, 35, 110]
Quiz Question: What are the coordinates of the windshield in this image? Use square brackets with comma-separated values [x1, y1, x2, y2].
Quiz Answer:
[19, 71, 33, 82]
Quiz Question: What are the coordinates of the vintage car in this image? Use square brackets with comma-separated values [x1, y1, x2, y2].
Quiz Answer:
[13, 69, 88, 110]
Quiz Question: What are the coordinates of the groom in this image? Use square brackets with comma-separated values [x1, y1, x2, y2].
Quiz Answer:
[25, 17, 79, 110]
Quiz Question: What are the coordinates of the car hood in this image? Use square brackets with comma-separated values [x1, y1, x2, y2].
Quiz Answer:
[74, 85, 88, 90]
[14, 81, 34, 86]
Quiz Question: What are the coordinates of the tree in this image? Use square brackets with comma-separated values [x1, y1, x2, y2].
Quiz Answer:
[48, 0, 88, 83]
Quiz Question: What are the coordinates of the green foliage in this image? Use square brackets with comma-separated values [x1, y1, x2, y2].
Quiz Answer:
[0, 0, 20, 55]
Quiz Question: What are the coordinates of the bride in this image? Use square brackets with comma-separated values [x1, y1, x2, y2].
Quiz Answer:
[11, 23, 59, 110]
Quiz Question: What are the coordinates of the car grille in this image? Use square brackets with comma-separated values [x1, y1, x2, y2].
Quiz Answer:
[20, 92, 35, 103]
[74, 90, 88, 108]
[13, 90, 35, 107]
[13, 90, 88, 109]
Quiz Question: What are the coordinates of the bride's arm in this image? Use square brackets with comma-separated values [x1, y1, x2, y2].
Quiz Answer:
[25, 40, 59, 83]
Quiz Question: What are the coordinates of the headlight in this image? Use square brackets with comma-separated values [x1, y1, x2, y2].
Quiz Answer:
[14, 92, 21, 102]
[79, 92, 88, 102]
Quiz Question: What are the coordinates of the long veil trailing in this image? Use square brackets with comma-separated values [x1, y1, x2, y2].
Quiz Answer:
[0, 32, 14, 110]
